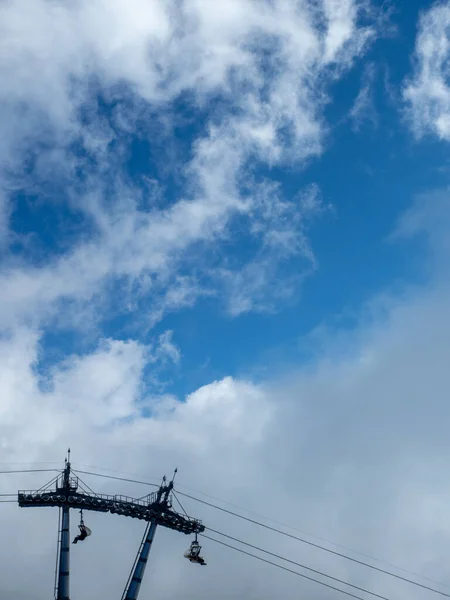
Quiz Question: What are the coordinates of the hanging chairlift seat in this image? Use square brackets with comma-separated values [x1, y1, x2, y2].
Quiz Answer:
[184, 541, 206, 565]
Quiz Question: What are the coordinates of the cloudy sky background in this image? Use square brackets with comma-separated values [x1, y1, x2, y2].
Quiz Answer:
[2, 0, 450, 599]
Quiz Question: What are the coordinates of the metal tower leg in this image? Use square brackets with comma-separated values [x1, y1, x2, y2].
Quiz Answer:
[57, 505, 70, 600]
[54, 508, 62, 600]
[123, 520, 158, 600]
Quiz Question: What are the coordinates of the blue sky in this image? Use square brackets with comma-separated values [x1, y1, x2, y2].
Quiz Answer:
[3, 2, 450, 599]
[5, 0, 442, 396]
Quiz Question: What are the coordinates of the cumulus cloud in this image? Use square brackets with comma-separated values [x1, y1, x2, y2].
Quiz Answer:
[2, 191, 450, 600]
[5, 2, 444, 600]
[403, 0, 450, 140]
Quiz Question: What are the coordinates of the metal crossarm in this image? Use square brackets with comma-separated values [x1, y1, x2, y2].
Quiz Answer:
[18, 489, 204, 533]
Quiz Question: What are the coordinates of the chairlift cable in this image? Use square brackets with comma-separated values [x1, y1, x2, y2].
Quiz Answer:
[0, 469, 59, 474]
[74, 469, 159, 489]
[34, 466, 449, 598]
[203, 534, 379, 600]
[178, 490, 450, 598]
[72, 465, 450, 591]
[205, 527, 389, 600]
[172, 491, 189, 516]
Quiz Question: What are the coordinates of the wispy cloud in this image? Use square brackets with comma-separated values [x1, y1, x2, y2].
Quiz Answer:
[0, 0, 377, 334]
[349, 62, 378, 131]
[403, 0, 450, 140]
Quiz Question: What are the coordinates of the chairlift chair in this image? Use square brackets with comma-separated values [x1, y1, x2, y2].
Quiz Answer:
[184, 534, 206, 565]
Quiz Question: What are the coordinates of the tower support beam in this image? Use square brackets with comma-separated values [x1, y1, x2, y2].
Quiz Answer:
[123, 520, 158, 600]
[55, 450, 76, 600]
[57, 505, 70, 600]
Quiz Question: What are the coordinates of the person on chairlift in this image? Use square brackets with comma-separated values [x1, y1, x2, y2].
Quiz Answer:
[73, 511, 91, 544]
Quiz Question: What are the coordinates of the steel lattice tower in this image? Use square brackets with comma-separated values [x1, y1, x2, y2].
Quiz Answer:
[18, 451, 204, 600]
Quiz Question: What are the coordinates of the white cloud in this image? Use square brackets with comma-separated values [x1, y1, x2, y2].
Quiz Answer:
[350, 62, 378, 131]
[219, 182, 324, 316]
[3, 4, 436, 599]
[2, 192, 450, 599]
[390, 186, 450, 274]
[0, 0, 377, 329]
[403, 0, 450, 140]
[152, 330, 181, 365]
